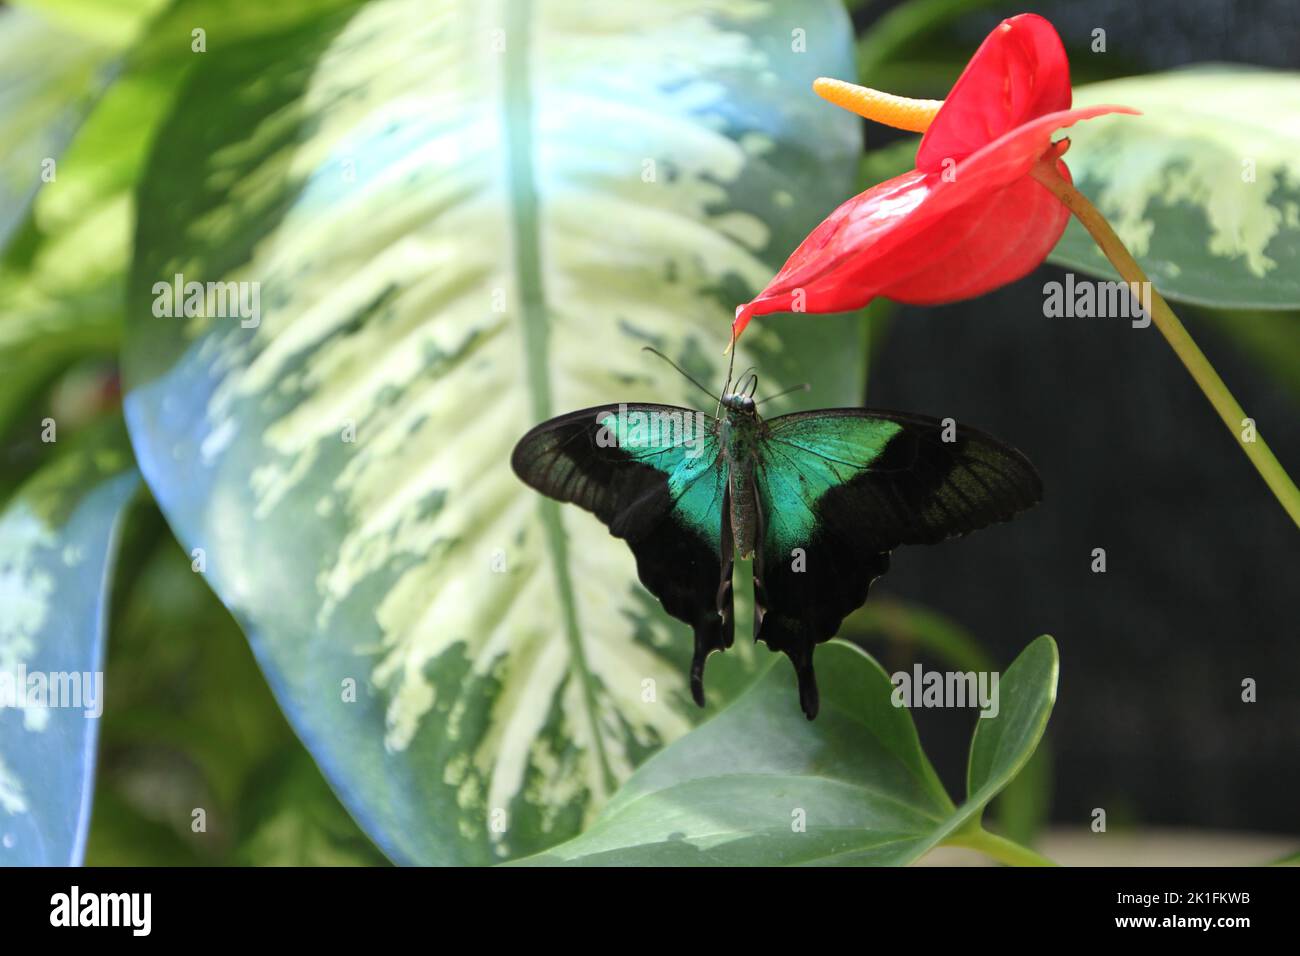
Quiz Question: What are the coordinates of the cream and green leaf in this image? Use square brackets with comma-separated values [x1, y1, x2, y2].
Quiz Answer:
[847, 70, 1300, 310]
[0, 417, 138, 865]
[1053, 69, 1300, 309]
[122, 0, 866, 864]
[513, 636, 1058, 865]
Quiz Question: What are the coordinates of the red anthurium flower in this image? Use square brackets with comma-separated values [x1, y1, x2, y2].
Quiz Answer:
[733, 13, 1137, 337]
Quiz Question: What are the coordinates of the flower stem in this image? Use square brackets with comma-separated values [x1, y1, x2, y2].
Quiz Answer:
[1031, 160, 1300, 530]
[947, 827, 1058, 867]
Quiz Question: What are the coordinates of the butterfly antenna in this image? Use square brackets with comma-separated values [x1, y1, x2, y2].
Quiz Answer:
[641, 347, 720, 403]
[732, 369, 757, 398]
[756, 383, 811, 406]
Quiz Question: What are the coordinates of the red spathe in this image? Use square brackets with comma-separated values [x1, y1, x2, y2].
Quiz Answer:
[734, 13, 1137, 336]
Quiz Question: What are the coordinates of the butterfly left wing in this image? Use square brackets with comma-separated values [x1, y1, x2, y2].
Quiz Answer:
[511, 404, 734, 705]
[754, 408, 1042, 719]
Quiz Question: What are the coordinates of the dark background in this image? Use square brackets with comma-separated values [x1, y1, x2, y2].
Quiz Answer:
[845, 0, 1299, 834]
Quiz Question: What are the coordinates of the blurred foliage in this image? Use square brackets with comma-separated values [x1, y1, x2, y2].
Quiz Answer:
[86, 507, 387, 865]
[1191, 307, 1300, 402]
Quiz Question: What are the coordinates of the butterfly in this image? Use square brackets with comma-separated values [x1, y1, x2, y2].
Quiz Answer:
[510, 349, 1041, 719]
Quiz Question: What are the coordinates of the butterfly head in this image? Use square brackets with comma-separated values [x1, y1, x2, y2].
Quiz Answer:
[721, 392, 756, 413]
[721, 371, 759, 415]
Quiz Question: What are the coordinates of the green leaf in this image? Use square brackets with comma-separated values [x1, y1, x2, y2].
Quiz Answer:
[0, 6, 115, 251]
[0, 0, 354, 433]
[0, 0, 174, 414]
[962, 635, 1058, 826]
[843, 597, 1053, 844]
[0, 417, 138, 865]
[1052, 69, 1300, 309]
[8, 0, 169, 47]
[122, 0, 864, 865]
[0, 19, 169, 431]
[514, 636, 1058, 865]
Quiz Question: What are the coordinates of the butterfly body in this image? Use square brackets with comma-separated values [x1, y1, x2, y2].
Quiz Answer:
[719, 395, 762, 559]
[511, 386, 1041, 720]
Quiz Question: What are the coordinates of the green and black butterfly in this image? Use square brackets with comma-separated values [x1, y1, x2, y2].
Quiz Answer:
[511, 350, 1041, 720]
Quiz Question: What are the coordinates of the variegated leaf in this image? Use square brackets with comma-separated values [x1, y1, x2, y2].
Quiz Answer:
[0, 417, 138, 865]
[123, 0, 865, 864]
[1053, 69, 1300, 308]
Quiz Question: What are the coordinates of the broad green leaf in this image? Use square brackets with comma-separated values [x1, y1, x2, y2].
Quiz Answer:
[515, 636, 1058, 865]
[0, 417, 138, 865]
[1052, 69, 1300, 309]
[122, 0, 865, 865]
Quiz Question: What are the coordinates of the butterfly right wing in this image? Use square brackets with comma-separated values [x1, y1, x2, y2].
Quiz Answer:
[754, 408, 1043, 719]
[510, 404, 733, 705]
